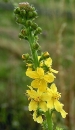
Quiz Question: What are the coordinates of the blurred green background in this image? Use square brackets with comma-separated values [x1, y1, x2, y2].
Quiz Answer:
[0, 0, 75, 130]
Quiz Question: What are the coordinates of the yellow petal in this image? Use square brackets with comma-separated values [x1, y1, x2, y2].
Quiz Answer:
[26, 64, 32, 67]
[38, 56, 41, 60]
[33, 111, 37, 121]
[31, 79, 40, 88]
[37, 67, 44, 77]
[26, 88, 37, 99]
[50, 83, 57, 92]
[36, 116, 43, 124]
[60, 109, 68, 118]
[26, 70, 39, 79]
[45, 57, 52, 67]
[54, 100, 63, 112]
[31, 79, 47, 92]
[29, 100, 37, 111]
[39, 102, 48, 112]
[44, 73, 55, 83]
[50, 68, 58, 73]
[47, 99, 54, 109]
[41, 92, 49, 101]
[33, 112, 43, 124]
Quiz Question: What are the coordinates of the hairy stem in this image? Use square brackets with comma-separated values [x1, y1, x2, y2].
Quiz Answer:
[45, 110, 53, 130]
[28, 33, 39, 69]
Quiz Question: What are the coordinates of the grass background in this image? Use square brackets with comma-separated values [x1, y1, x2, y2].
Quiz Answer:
[0, 0, 75, 130]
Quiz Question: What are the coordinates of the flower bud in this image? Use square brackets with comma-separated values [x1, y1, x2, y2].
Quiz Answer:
[20, 10, 26, 16]
[31, 7, 35, 11]
[14, 7, 20, 14]
[31, 23, 38, 30]
[20, 29, 28, 40]
[22, 53, 29, 60]
[33, 43, 40, 50]
[19, 32, 28, 40]
[19, 33, 24, 39]
[21, 29, 27, 36]
[26, 20, 32, 26]
[43, 52, 50, 58]
[28, 11, 33, 18]
[33, 11, 38, 17]
[34, 27, 42, 35]
[39, 52, 50, 62]
[16, 17, 23, 24]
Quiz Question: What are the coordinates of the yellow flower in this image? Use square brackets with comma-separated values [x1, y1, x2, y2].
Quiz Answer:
[26, 86, 48, 112]
[26, 67, 55, 91]
[47, 83, 67, 118]
[39, 56, 52, 67]
[47, 83, 61, 109]
[33, 111, 43, 124]
[45, 57, 58, 74]
[39, 56, 58, 74]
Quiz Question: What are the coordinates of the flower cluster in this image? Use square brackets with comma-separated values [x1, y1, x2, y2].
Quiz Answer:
[14, 2, 68, 129]
[26, 52, 67, 124]
[14, 2, 42, 40]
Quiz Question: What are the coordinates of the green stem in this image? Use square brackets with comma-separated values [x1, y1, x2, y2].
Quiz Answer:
[28, 33, 39, 69]
[46, 110, 53, 130]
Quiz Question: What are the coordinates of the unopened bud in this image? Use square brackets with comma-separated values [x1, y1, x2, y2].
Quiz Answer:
[19, 33, 24, 39]
[21, 29, 27, 35]
[31, 23, 38, 30]
[20, 10, 26, 16]
[31, 7, 35, 11]
[22, 54, 29, 60]
[34, 27, 42, 35]
[33, 43, 40, 50]
[42, 52, 50, 59]
[16, 17, 22, 24]
[14, 7, 20, 14]
[39, 52, 50, 62]
[26, 20, 32, 26]
[33, 11, 38, 17]
[41, 52, 50, 59]
[28, 11, 33, 18]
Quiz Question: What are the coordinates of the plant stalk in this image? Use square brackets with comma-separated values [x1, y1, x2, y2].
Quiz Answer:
[46, 110, 53, 130]
[28, 33, 39, 69]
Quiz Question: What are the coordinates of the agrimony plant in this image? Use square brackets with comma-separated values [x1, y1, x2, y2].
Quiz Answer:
[14, 2, 67, 130]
